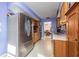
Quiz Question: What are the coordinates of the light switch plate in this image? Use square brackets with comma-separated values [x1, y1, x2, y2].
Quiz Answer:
[0, 22, 1, 26]
[0, 28, 2, 32]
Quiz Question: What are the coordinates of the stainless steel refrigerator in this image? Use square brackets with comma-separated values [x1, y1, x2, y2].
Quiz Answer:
[8, 13, 33, 57]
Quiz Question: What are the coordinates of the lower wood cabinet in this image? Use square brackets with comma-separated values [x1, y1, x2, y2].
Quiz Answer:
[54, 40, 79, 57]
[68, 41, 79, 56]
[54, 40, 68, 57]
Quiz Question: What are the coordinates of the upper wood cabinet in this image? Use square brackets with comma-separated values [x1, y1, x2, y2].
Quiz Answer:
[57, 2, 69, 26]
[57, 17, 60, 27]
[60, 2, 69, 25]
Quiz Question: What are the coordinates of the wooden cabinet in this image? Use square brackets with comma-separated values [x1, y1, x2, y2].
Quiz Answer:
[55, 2, 79, 57]
[57, 17, 60, 27]
[54, 40, 68, 57]
[32, 19, 40, 44]
[59, 2, 69, 26]
[65, 2, 79, 56]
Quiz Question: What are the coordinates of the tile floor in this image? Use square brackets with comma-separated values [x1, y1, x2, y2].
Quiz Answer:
[27, 39, 54, 57]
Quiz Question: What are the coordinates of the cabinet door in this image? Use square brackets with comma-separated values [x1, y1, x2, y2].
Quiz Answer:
[68, 13, 78, 56]
[54, 40, 67, 57]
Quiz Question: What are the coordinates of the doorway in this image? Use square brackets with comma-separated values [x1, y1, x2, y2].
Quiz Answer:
[43, 22, 52, 39]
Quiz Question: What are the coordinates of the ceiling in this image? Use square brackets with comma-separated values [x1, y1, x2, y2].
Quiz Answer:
[24, 2, 60, 19]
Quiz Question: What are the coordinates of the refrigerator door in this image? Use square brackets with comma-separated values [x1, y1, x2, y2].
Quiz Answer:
[19, 14, 33, 57]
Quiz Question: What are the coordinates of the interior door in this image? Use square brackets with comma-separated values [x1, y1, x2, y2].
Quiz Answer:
[68, 13, 78, 57]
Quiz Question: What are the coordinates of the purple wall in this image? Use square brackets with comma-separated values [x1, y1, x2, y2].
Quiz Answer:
[0, 3, 8, 55]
